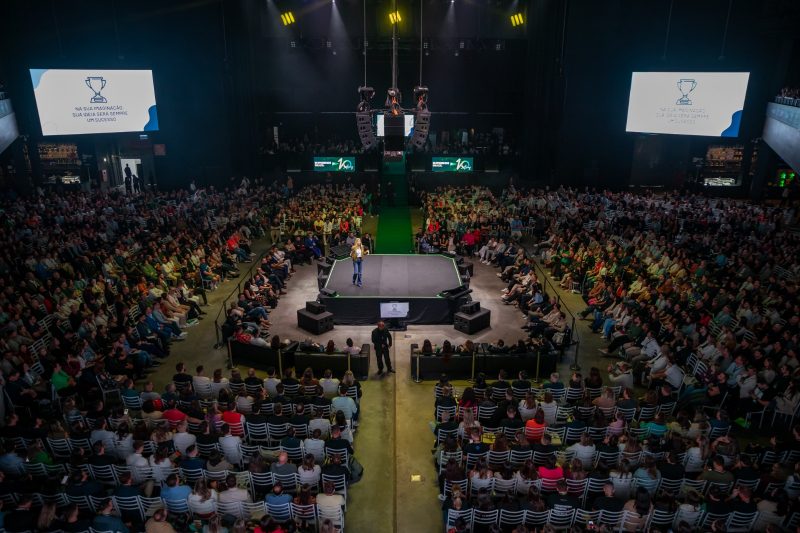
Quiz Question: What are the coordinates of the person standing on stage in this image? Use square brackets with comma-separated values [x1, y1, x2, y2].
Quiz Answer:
[372, 321, 394, 375]
[351, 237, 368, 287]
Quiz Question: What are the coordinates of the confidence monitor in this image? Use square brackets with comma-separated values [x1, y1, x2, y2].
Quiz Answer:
[625, 72, 749, 137]
[381, 301, 409, 331]
[29, 69, 159, 136]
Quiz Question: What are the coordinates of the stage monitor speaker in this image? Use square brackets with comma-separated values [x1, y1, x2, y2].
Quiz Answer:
[458, 262, 474, 277]
[329, 244, 351, 260]
[317, 273, 328, 290]
[357, 111, 377, 150]
[439, 285, 472, 299]
[306, 301, 326, 314]
[411, 108, 430, 149]
[454, 308, 491, 335]
[317, 261, 333, 275]
[460, 301, 481, 315]
[297, 308, 334, 334]
[320, 288, 338, 297]
[384, 113, 405, 151]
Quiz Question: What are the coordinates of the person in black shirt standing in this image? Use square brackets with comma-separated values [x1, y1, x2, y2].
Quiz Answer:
[371, 321, 394, 375]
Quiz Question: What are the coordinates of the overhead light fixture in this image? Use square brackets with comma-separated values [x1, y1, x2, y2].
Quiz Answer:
[290, 40, 296, 48]
[459, 40, 465, 49]
[326, 41, 332, 49]
[389, 11, 401, 24]
[281, 11, 296, 26]
[454, 50, 459, 57]
[495, 40, 504, 51]
[510, 13, 524, 27]
[423, 40, 429, 50]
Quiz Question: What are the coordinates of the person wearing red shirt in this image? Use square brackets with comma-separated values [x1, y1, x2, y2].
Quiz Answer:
[221, 403, 245, 436]
[162, 401, 187, 428]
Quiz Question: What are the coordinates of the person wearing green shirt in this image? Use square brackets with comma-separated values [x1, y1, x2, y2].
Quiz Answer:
[51, 362, 77, 397]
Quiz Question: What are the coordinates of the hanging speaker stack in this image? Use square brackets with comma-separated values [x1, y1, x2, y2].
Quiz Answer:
[412, 108, 430, 149]
[357, 111, 376, 150]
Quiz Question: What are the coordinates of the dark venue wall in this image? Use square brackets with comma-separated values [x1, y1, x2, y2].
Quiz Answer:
[1, 0, 798, 191]
[549, 0, 797, 189]
[0, 0, 234, 189]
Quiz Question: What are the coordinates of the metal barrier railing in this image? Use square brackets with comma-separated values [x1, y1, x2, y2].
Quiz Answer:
[528, 254, 582, 371]
[213, 248, 272, 348]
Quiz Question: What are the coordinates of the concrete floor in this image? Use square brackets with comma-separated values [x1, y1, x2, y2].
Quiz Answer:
[147, 229, 607, 532]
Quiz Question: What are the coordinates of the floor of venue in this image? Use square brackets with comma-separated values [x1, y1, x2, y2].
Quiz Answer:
[147, 232, 600, 533]
[325, 254, 461, 297]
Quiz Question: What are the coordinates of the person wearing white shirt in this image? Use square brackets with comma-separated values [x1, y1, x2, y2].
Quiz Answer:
[193, 365, 212, 396]
[303, 430, 326, 463]
[297, 454, 322, 487]
[263, 368, 281, 398]
[219, 429, 242, 466]
[308, 412, 332, 440]
[173, 421, 197, 455]
[218, 473, 251, 504]
[319, 371, 341, 399]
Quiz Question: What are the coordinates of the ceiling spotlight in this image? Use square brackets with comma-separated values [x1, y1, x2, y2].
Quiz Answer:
[290, 41, 296, 48]
[281, 11, 296, 26]
[423, 40, 429, 50]
[495, 41, 504, 51]
[326, 41, 332, 48]
[389, 11, 402, 24]
[459, 41, 465, 49]
[510, 13, 524, 27]
[454, 50, 459, 57]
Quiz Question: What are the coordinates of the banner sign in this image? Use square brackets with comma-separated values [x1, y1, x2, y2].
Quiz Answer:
[313, 156, 355, 172]
[432, 157, 474, 172]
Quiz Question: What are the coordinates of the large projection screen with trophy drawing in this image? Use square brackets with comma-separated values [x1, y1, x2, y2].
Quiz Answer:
[626, 72, 749, 137]
[30, 69, 159, 136]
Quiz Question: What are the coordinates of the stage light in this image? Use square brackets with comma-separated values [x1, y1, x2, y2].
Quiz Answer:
[510, 13, 524, 27]
[281, 11, 296, 26]
[495, 40, 505, 51]
[389, 11, 402, 24]
[459, 40, 465, 49]
[326, 41, 332, 48]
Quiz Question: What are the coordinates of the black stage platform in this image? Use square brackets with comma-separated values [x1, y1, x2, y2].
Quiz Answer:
[318, 254, 468, 325]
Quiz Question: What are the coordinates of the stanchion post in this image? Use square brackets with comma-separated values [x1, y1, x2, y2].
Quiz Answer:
[413, 351, 422, 383]
[532, 352, 541, 386]
[347, 351, 352, 373]
[570, 340, 581, 371]
[277, 348, 284, 378]
[468, 350, 476, 384]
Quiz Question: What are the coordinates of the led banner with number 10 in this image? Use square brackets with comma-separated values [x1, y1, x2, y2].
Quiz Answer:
[431, 157, 473, 172]
[313, 156, 355, 172]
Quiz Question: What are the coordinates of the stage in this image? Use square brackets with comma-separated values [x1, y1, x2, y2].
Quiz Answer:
[318, 254, 468, 325]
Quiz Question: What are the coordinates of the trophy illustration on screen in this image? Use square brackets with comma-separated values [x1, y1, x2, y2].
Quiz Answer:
[676, 78, 697, 106]
[85, 76, 108, 103]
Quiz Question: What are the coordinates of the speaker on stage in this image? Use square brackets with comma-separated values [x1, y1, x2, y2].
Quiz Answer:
[317, 273, 328, 290]
[460, 301, 481, 315]
[306, 301, 326, 314]
[458, 262, 474, 277]
[454, 308, 491, 335]
[439, 285, 472, 299]
[297, 308, 334, 334]
[317, 261, 333, 276]
[320, 288, 338, 297]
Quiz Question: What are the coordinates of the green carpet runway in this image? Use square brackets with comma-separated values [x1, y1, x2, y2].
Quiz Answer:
[377, 159, 413, 254]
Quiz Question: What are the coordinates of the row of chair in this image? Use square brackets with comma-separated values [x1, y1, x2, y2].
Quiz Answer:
[444, 474, 799, 504]
[445, 506, 788, 533]
[0, 492, 345, 532]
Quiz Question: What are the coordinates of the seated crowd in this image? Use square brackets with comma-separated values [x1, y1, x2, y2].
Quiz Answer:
[416, 185, 800, 532]
[0, 362, 363, 532]
[432, 371, 800, 533]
